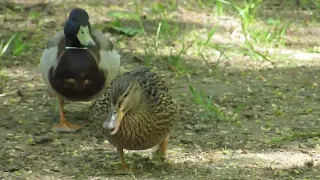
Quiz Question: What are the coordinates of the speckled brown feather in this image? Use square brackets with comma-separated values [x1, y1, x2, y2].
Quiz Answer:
[90, 67, 179, 150]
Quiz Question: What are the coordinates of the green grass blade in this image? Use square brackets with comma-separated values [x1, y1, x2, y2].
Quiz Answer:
[0, 34, 16, 58]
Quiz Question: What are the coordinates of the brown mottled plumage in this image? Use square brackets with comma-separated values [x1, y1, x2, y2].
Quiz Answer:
[90, 67, 179, 171]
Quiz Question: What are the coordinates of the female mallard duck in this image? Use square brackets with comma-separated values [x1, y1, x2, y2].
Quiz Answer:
[39, 8, 120, 133]
[90, 67, 179, 171]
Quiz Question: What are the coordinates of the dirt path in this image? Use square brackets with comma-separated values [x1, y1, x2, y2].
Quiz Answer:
[1, 0, 320, 179]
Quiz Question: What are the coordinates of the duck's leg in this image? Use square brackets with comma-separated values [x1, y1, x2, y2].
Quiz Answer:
[154, 135, 170, 162]
[114, 147, 134, 174]
[118, 148, 128, 169]
[51, 97, 82, 133]
[159, 135, 169, 158]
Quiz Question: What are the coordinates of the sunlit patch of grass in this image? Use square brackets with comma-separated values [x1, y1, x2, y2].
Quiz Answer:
[150, 2, 180, 42]
[192, 27, 233, 75]
[214, 0, 231, 17]
[232, 0, 262, 34]
[127, 1, 194, 75]
[241, 36, 272, 62]
[231, 0, 277, 63]
[197, 0, 230, 17]
[194, 27, 217, 57]
[308, 46, 320, 53]
[251, 19, 290, 47]
[196, 0, 293, 63]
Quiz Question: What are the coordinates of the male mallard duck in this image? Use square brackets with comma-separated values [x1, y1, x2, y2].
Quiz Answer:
[39, 8, 120, 133]
[90, 67, 179, 171]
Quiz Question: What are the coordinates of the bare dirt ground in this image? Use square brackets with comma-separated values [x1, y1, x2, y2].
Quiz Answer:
[1, 0, 320, 179]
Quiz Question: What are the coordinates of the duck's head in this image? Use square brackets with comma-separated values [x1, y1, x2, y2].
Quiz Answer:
[64, 8, 96, 47]
[103, 75, 142, 135]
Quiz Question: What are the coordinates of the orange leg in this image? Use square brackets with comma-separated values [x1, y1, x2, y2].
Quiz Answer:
[118, 148, 128, 169]
[153, 135, 170, 162]
[51, 97, 82, 133]
[114, 148, 135, 174]
[159, 135, 169, 160]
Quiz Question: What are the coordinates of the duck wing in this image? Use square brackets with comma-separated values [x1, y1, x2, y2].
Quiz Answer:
[46, 30, 65, 49]
[91, 29, 113, 51]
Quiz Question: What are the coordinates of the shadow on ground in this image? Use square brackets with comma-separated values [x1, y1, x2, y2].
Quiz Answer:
[1, 61, 320, 179]
[1, 0, 320, 179]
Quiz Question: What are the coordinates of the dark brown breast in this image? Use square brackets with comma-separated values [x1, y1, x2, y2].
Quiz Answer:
[49, 49, 106, 101]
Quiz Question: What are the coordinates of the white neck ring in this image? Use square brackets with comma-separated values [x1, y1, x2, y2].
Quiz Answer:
[65, 47, 88, 49]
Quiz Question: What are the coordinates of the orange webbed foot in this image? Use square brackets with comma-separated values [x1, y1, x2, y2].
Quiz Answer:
[51, 120, 82, 133]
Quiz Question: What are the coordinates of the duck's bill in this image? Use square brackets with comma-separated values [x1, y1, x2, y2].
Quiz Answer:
[103, 113, 116, 129]
[77, 26, 96, 47]
[103, 109, 124, 135]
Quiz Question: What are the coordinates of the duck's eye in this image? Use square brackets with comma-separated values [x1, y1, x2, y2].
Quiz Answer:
[124, 93, 129, 98]
[81, 31, 84, 34]
[113, 110, 116, 114]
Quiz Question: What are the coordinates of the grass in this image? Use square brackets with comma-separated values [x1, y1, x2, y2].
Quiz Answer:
[233, 0, 262, 34]
[188, 85, 227, 121]
[11, 34, 30, 56]
[0, 33, 30, 60]
[270, 131, 320, 145]
[107, 12, 144, 37]
[3, 0, 317, 127]
[0, 35, 15, 87]
[101, 0, 318, 122]
[222, 146, 232, 155]
[0, 34, 16, 58]
[1, 1, 320, 179]
[106, 0, 297, 73]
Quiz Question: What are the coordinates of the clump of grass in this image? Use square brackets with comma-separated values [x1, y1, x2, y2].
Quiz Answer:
[0, 34, 16, 58]
[231, 0, 282, 62]
[187, 76, 245, 122]
[29, 11, 40, 20]
[107, 12, 144, 37]
[131, 1, 193, 74]
[197, 0, 230, 17]
[167, 41, 194, 75]
[222, 146, 232, 155]
[214, 0, 230, 17]
[233, 0, 262, 34]
[151, 2, 179, 43]
[142, 22, 162, 65]
[11, 34, 30, 56]
[270, 131, 320, 145]
[187, 81, 227, 121]
[194, 27, 217, 57]
[251, 18, 290, 47]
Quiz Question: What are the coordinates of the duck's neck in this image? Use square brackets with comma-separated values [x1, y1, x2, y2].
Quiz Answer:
[65, 38, 87, 49]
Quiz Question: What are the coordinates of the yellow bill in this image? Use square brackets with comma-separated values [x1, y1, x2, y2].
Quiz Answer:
[77, 26, 96, 47]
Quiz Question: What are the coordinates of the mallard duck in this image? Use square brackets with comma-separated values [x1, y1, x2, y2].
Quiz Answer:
[39, 8, 121, 133]
[90, 67, 179, 172]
